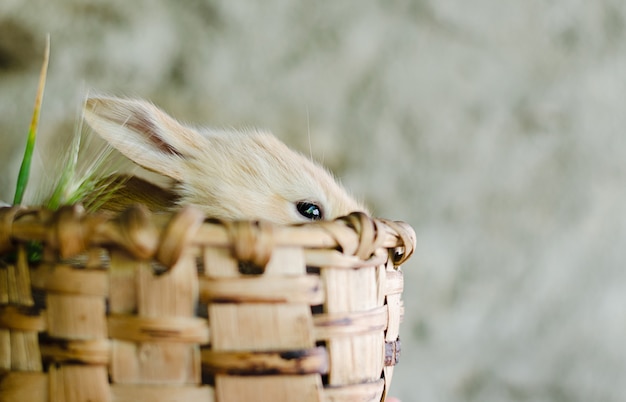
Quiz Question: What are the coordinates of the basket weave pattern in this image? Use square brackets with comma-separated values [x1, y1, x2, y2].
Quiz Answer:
[0, 204, 415, 402]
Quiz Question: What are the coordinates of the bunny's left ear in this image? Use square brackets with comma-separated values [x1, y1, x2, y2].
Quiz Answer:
[83, 96, 204, 181]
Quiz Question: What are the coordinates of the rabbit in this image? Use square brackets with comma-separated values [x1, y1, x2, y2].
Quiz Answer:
[82, 96, 367, 224]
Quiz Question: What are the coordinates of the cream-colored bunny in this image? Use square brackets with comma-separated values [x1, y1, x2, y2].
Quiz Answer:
[83, 96, 367, 223]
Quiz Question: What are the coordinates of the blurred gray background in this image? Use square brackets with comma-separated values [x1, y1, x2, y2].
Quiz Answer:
[1, 1, 625, 401]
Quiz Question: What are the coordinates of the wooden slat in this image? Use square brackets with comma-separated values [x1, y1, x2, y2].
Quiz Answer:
[0, 372, 48, 402]
[9, 247, 33, 305]
[313, 306, 387, 340]
[0, 261, 9, 303]
[10, 331, 42, 371]
[112, 384, 214, 402]
[0, 305, 46, 332]
[263, 247, 306, 275]
[202, 346, 328, 375]
[40, 339, 110, 365]
[323, 379, 385, 402]
[385, 260, 403, 343]
[209, 304, 315, 351]
[110, 341, 201, 385]
[30, 264, 108, 296]
[202, 246, 306, 278]
[202, 247, 239, 277]
[385, 294, 402, 343]
[199, 275, 323, 304]
[384, 268, 403, 296]
[49, 364, 110, 402]
[215, 375, 323, 402]
[107, 315, 209, 343]
[4, 247, 42, 371]
[46, 294, 106, 340]
[0, 330, 8, 369]
[137, 253, 197, 318]
[304, 249, 388, 270]
[326, 333, 385, 384]
[322, 266, 380, 315]
[382, 366, 394, 402]
[0, 262, 8, 369]
[108, 250, 140, 315]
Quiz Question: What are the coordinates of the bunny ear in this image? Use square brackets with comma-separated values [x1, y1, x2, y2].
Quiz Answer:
[83, 96, 200, 181]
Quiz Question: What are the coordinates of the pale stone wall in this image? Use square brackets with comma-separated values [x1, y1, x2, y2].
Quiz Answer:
[1, 2, 625, 401]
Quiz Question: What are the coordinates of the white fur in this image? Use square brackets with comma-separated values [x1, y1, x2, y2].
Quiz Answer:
[83, 96, 366, 223]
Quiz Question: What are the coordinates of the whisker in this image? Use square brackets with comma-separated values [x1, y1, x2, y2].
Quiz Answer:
[306, 105, 313, 161]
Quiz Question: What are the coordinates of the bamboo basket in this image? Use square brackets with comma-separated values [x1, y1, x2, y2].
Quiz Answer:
[0, 203, 415, 402]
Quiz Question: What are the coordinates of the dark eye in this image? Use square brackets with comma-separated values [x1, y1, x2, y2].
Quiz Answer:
[296, 201, 323, 220]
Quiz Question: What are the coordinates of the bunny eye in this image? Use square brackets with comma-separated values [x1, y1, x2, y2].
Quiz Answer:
[296, 201, 323, 220]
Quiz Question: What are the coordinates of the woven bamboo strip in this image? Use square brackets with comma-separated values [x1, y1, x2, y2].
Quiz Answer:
[215, 375, 324, 402]
[111, 384, 214, 402]
[136, 253, 197, 317]
[327, 333, 385, 385]
[304, 248, 388, 270]
[46, 294, 106, 339]
[4, 246, 42, 371]
[313, 305, 388, 339]
[323, 379, 385, 402]
[208, 304, 315, 351]
[0, 372, 48, 402]
[111, 341, 201, 384]
[0, 261, 7, 305]
[30, 264, 108, 296]
[107, 315, 209, 343]
[9, 331, 41, 371]
[0, 261, 8, 369]
[9, 248, 33, 305]
[384, 268, 403, 295]
[107, 250, 139, 314]
[49, 364, 110, 402]
[199, 275, 323, 304]
[0, 332, 7, 369]
[39, 338, 110, 365]
[0, 305, 46, 332]
[202, 247, 238, 277]
[264, 246, 307, 275]
[202, 346, 327, 375]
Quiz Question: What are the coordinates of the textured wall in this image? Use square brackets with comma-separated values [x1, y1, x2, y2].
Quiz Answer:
[1, 1, 625, 401]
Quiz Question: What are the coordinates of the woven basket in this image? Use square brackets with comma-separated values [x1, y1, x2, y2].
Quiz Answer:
[0, 204, 415, 402]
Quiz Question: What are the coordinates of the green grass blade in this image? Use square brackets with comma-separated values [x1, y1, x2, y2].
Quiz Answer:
[46, 128, 81, 210]
[13, 35, 50, 205]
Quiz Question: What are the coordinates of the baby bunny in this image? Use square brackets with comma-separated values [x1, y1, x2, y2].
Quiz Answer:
[83, 96, 367, 224]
